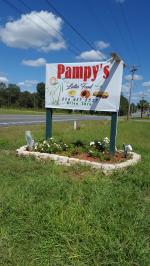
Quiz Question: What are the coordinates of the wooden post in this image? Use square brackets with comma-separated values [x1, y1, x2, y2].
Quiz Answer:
[110, 112, 118, 154]
[45, 108, 52, 139]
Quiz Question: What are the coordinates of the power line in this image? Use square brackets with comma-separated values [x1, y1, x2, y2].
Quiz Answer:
[118, 2, 141, 66]
[106, 0, 144, 96]
[19, 0, 82, 55]
[85, 1, 113, 47]
[2, 0, 115, 60]
[45, 0, 98, 52]
[105, 0, 133, 64]
[1, 0, 80, 57]
[2, 0, 52, 36]
[118, 2, 145, 87]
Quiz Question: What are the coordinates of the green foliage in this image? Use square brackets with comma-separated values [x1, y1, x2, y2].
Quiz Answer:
[137, 99, 150, 118]
[119, 94, 129, 115]
[72, 139, 85, 147]
[17, 91, 34, 108]
[34, 137, 111, 160]
[0, 83, 20, 107]
[35, 138, 68, 154]
[36, 82, 45, 108]
[130, 102, 137, 113]
[137, 99, 149, 112]
[0, 82, 45, 109]
[0, 82, 133, 118]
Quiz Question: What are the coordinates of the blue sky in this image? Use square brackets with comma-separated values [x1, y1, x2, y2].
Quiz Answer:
[0, 0, 150, 103]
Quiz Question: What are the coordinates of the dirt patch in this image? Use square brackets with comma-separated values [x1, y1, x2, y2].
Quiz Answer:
[71, 151, 131, 164]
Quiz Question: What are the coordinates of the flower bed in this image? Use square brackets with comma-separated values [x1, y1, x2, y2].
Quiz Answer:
[16, 145, 141, 175]
[32, 137, 132, 164]
[16, 136, 141, 174]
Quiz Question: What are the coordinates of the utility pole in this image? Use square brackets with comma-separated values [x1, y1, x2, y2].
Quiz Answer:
[127, 65, 139, 120]
[140, 96, 144, 119]
[34, 93, 36, 110]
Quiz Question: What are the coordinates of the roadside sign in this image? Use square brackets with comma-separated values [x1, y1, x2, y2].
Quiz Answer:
[45, 57, 124, 154]
[45, 59, 123, 112]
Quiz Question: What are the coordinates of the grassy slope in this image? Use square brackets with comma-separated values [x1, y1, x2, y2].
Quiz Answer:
[0, 121, 150, 265]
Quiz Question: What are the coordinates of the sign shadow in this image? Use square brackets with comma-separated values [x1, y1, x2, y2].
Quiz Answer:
[90, 61, 120, 111]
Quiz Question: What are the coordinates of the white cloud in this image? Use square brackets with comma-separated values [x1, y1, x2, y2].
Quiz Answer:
[132, 91, 144, 98]
[18, 80, 38, 91]
[121, 83, 148, 102]
[142, 81, 150, 87]
[95, 40, 110, 50]
[22, 58, 46, 67]
[124, 74, 143, 81]
[41, 41, 65, 52]
[76, 50, 106, 61]
[0, 11, 66, 52]
[121, 88, 150, 103]
[0, 76, 8, 83]
[18, 80, 38, 86]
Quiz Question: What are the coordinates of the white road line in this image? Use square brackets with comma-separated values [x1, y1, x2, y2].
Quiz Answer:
[0, 118, 91, 126]
[0, 121, 44, 125]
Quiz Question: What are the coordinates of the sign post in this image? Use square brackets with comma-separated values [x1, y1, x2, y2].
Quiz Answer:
[110, 112, 118, 154]
[45, 108, 52, 139]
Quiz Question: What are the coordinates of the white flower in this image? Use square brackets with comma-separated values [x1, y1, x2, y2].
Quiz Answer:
[64, 144, 68, 148]
[103, 137, 109, 141]
[98, 141, 101, 145]
[43, 140, 47, 144]
[103, 137, 110, 144]
[90, 141, 95, 146]
[125, 144, 132, 152]
[89, 150, 94, 153]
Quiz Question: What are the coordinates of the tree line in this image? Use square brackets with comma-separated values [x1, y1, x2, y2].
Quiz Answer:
[0, 81, 149, 116]
[0, 82, 45, 109]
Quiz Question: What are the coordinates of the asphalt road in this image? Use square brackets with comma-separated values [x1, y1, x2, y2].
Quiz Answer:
[0, 114, 111, 127]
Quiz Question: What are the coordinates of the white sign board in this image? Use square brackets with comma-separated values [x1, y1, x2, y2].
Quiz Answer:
[45, 59, 123, 112]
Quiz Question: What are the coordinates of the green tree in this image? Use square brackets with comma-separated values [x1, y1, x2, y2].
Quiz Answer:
[36, 82, 45, 108]
[119, 95, 129, 116]
[18, 91, 34, 108]
[7, 84, 20, 106]
[0, 83, 9, 107]
[0, 82, 7, 90]
[137, 99, 149, 118]
[130, 103, 137, 113]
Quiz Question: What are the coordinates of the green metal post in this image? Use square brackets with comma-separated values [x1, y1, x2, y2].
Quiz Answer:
[45, 108, 52, 139]
[110, 112, 118, 154]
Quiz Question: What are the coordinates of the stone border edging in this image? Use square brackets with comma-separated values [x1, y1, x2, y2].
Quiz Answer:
[16, 146, 141, 175]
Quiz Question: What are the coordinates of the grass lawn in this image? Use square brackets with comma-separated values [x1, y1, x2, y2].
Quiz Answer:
[0, 120, 150, 265]
[132, 117, 150, 121]
[0, 107, 71, 115]
[0, 107, 45, 115]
